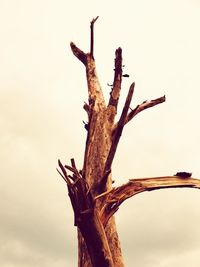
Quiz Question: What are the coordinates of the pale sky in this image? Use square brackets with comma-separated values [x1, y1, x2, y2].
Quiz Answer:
[1, 0, 200, 266]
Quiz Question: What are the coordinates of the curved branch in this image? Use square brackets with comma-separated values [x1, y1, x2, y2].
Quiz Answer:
[126, 95, 166, 124]
[101, 176, 200, 226]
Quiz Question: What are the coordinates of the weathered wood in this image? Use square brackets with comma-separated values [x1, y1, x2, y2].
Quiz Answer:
[101, 83, 135, 192]
[100, 176, 200, 226]
[69, 22, 127, 265]
[64, 18, 166, 267]
[58, 160, 114, 267]
[57, 17, 200, 267]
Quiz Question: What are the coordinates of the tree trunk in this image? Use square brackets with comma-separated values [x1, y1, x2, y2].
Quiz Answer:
[78, 217, 124, 267]
[79, 80, 124, 266]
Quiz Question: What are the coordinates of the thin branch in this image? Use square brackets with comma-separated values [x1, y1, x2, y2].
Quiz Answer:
[70, 158, 80, 178]
[58, 159, 72, 185]
[108, 47, 122, 111]
[90, 16, 99, 59]
[100, 176, 200, 226]
[71, 158, 76, 168]
[64, 164, 75, 173]
[117, 82, 135, 127]
[126, 95, 166, 124]
[70, 42, 87, 65]
[56, 168, 69, 184]
[101, 83, 135, 190]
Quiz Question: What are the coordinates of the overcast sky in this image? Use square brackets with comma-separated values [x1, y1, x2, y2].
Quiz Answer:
[1, 0, 200, 266]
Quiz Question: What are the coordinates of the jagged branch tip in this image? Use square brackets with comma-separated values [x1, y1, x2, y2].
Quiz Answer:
[90, 16, 99, 59]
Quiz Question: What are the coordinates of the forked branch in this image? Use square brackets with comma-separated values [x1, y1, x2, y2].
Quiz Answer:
[126, 95, 166, 124]
[100, 176, 200, 226]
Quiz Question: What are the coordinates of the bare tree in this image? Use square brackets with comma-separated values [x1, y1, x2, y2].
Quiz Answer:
[57, 17, 200, 267]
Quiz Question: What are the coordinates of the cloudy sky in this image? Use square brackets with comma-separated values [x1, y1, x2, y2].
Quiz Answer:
[1, 0, 200, 266]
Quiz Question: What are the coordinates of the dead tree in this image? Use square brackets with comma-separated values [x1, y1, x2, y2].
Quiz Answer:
[57, 17, 200, 267]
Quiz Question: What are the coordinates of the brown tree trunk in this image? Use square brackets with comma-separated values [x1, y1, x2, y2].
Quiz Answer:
[78, 105, 124, 266]
[57, 17, 200, 267]
[78, 55, 124, 265]
[78, 217, 124, 267]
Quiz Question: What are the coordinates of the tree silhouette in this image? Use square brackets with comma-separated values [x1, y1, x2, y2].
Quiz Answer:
[57, 17, 200, 267]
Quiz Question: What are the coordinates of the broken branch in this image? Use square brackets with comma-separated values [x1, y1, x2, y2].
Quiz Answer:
[57, 159, 72, 185]
[70, 42, 87, 65]
[57, 158, 114, 267]
[101, 176, 200, 226]
[90, 16, 99, 58]
[108, 47, 123, 113]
